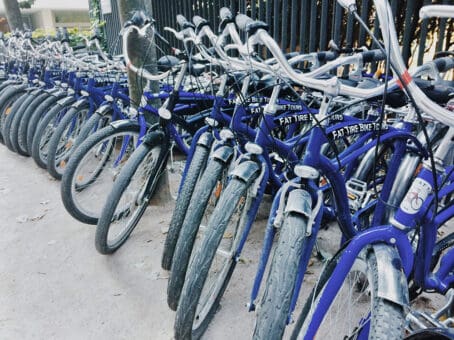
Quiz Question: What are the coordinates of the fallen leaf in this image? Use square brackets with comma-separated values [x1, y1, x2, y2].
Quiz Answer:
[30, 213, 45, 221]
[16, 215, 28, 223]
[160, 225, 169, 234]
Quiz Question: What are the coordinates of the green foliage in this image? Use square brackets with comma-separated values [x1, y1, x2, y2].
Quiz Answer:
[18, 0, 35, 9]
[32, 27, 92, 48]
[88, 0, 107, 50]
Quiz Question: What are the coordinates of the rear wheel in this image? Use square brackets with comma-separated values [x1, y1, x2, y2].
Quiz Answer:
[60, 122, 140, 224]
[95, 136, 167, 254]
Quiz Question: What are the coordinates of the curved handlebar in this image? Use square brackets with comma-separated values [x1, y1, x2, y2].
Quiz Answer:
[235, 14, 254, 31]
[420, 5, 454, 20]
[220, 7, 233, 21]
[122, 25, 170, 81]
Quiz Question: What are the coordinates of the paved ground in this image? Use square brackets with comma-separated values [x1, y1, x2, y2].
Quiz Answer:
[1, 144, 448, 340]
[0, 144, 304, 340]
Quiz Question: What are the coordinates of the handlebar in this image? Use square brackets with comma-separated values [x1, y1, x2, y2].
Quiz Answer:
[220, 7, 233, 21]
[420, 5, 454, 20]
[122, 25, 171, 81]
[433, 57, 454, 73]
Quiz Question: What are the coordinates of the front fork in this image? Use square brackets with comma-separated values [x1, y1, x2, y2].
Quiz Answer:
[248, 167, 324, 323]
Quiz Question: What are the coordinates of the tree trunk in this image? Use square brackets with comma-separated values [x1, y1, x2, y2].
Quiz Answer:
[3, 0, 24, 31]
[116, 0, 172, 203]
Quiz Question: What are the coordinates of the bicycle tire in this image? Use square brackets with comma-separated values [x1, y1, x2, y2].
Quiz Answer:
[47, 101, 90, 179]
[9, 89, 43, 155]
[174, 176, 255, 339]
[253, 212, 309, 340]
[60, 121, 141, 224]
[291, 248, 405, 339]
[2, 91, 31, 151]
[0, 85, 27, 144]
[95, 134, 167, 254]
[162, 144, 210, 271]
[16, 91, 55, 154]
[31, 98, 74, 169]
[167, 157, 227, 311]
[26, 91, 69, 154]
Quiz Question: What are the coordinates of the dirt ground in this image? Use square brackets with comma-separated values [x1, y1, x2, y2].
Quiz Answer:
[1, 144, 449, 340]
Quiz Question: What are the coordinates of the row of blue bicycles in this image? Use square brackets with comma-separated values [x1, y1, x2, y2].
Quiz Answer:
[0, 0, 453, 339]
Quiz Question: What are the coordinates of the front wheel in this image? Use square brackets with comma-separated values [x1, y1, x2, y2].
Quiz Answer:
[161, 144, 210, 271]
[174, 177, 255, 339]
[167, 156, 229, 311]
[253, 212, 309, 340]
[95, 135, 167, 254]
[291, 247, 405, 340]
[46, 102, 91, 179]
[60, 121, 140, 225]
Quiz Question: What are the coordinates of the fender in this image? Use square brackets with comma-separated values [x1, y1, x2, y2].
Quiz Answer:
[109, 119, 140, 130]
[55, 95, 77, 107]
[212, 145, 234, 163]
[196, 130, 213, 147]
[373, 244, 409, 307]
[71, 97, 89, 109]
[96, 103, 114, 116]
[231, 160, 261, 184]
[284, 189, 312, 217]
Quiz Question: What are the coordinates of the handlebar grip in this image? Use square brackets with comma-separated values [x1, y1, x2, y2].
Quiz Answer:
[220, 7, 233, 21]
[193, 15, 209, 31]
[337, 0, 357, 11]
[433, 57, 454, 73]
[177, 15, 189, 28]
[361, 49, 385, 63]
[316, 51, 338, 63]
[235, 14, 254, 31]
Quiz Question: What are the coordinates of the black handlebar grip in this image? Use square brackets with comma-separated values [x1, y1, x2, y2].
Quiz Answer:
[220, 7, 233, 21]
[433, 57, 454, 73]
[235, 14, 254, 31]
[361, 49, 385, 63]
[317, 51, 338, 63]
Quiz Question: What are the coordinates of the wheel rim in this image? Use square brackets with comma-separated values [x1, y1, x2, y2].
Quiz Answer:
[298, 251, 373, 339]
[106, 145, 161, 247]
[70, 131, 139, 219]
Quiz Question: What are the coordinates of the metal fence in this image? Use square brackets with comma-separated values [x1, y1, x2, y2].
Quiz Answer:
[101, 0, 123, 55]
[103, 0, 453, 66]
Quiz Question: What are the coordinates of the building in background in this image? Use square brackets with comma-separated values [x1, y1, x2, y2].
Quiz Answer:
[0, 0, 89, 32]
